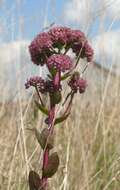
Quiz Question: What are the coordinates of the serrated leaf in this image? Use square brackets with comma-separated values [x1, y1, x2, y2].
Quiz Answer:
[55, 113, 70, 125]
[43, 152, 59, 178]
[35, 128, 54, 150]
[35, 100, 48, 115]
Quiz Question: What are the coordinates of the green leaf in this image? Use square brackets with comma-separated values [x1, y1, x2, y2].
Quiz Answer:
[35, 100, 48, 115]
[43, 152, 59, 178]
[55, 113, 70, 125]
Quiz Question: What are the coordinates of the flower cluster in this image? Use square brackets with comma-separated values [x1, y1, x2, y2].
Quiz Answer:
[29, 32, 53, 65]
[69, 30, 85, 41]
[84, 42, 94, 62]
[72, 41, 94, 62]
[29, 26, 93, 67]
[25, 76, 62, 93]
[25, 76, 46, 93]
[48, 26, 71, 45]
[68, 74, 87, 93]
[47, 54, 73, 72]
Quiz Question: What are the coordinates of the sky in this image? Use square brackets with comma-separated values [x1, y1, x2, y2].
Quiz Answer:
[0, 0, 66, 42]
[0, 0, 119, 41]
[0, 0, 120, 98]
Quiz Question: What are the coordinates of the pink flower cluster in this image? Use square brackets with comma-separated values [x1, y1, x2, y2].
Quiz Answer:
[25, 76, 62, 93]
[29, 26, 94, 66]
[26, 26, 94, 98]
[68, 73, 87, 93]
[84, 42, 94, 62]
[47, 54, 73, 72]
[68, 29, 85, 43]
[25, 76, 46, 93]
[48, 27, 93, 62]
[72, 41, 94, 62]
[48, 26, 71, 45]
[29, 33, 53, 65]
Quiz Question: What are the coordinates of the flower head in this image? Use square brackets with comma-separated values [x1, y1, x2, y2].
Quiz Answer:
[29, 32, 53, 65]
[25, 76, 46, 93]
[49, 26, 71, 45]
[67, 30, 93, 62]
[47, 54, 73, 72]
[84, 42, 94, 62]
[68, 29, 85, 43]
[68, 72, 87, 93]
[72, 41, 94, 62]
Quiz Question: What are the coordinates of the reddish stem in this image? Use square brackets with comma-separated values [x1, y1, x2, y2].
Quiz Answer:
[41, 104, 55, 189]
[42, 148, 49, 173]
[41, 148, 49, 188]
[53, 71, 61, 90]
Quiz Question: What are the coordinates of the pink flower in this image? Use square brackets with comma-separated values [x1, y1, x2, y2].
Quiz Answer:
[84, 42, 94, 62]
[72, 41, 94, 62]
[68, 29, 93, 62]
[68, 29, 85, 43]
[25, 76, 46, 93]
[47, 54, 73, 72]
[68, 73, 87, 93]
[29, 27, 93, 66]
[49, 26, 71, 45]
[29, 32, 53, 65]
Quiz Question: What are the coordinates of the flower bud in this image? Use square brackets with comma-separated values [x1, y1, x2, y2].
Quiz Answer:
[43, 152, 59, 178]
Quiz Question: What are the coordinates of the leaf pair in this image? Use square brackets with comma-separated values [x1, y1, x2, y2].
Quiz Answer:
[29, 153, 59, 190]
[35, 101, 70, 125]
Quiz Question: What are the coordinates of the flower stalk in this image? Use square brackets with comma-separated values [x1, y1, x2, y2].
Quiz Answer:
[25, 26, 94, 190]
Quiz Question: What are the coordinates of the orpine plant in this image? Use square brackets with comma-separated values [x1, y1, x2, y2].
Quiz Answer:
[25, 26, 94, 190]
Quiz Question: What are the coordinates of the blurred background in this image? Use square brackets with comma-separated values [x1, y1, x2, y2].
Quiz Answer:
[0, 0, 120, 189]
